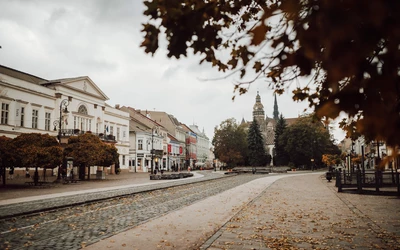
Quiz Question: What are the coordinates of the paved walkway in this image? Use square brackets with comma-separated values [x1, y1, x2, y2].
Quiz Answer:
[1, 171, 399, 249]
[0, 172, 164, 202]
[85, 173, 400, 250]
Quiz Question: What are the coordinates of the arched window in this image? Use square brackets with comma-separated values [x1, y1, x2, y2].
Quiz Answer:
[78, 105, 88, 115]
[73, 105, 91, 131]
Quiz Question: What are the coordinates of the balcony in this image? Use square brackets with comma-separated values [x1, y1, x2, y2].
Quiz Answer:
[59, 129, 116, 142]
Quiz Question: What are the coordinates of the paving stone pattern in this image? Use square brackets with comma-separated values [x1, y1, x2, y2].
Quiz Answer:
[0, 172, 225, 219]
[204, 174, 400, 250]
[0, 174, 265, 250]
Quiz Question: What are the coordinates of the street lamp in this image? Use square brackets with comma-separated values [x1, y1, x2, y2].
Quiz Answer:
[150, 126, 159, 175]
[54, 99, 69, 180]
[54, 99, 69, 142]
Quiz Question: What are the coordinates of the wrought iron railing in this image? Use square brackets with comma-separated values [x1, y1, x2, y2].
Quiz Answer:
[59, 129, 116, 142]
[336, 170, 400, 194]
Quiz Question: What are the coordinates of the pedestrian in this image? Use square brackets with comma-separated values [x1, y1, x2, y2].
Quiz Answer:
[62, 168, 67, 179]
[8, 166, 14, 180]
[25, 168, 30, 178]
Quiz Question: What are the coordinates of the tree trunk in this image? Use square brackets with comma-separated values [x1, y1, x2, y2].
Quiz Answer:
[88, 166, 91, 180]
[43, 168, 46, 182]
[1, 167, 5, 186]
[34, 167, 39, 186]
[57, 165, 61, 180]
[79, 164, 85, 180]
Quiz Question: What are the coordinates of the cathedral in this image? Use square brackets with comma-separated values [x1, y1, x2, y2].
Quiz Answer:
[242, 92, 298, 160]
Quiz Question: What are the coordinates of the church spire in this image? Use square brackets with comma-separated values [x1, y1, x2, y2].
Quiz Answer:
[273, 93, 279, 120]
[253, 91, 265, 119]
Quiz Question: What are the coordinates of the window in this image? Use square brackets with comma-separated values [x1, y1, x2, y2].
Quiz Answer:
[32, 109, 38, 129]
[96, 122, 99, 134]
[122, 155, 126, 166]
[123, 130, 126, 138]
[117, 127, 120, 141]
[20, 107, 25, 127]
[80, 117, 84, 130]
[110, 126, 114, 135]
[104, 125, 107, 134]
[138, 139, 143, 150]
[89, 120, 92, 131]
[74, 117, 77, 129]
[78, 105, 88, 115]
[1, 103, 9, 124]
[45, 112, 51, 131]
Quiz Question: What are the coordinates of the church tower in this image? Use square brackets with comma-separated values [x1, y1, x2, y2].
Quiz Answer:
[273, 93, 279, 120]
[253, 91, 265, 127]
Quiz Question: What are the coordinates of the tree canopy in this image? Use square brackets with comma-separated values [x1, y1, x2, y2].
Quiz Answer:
[0, 136, 15, 185]
[13, 133, 62, 185]
[279, 115, 340, 168]
[64, 133, 119, 180]
[212, 118, 248, 168]
[247, 119, 269, 166]
[274, 114, 289, 166]
[13, 133, 62, 170]
[141, 1, 400, 147]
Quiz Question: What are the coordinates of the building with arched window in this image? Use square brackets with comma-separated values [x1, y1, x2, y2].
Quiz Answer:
[0, 64, 130, 174]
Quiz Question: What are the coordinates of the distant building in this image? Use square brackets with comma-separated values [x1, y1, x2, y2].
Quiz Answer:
[189, 124, 211, 167]
[242, 92, 298, 165]
[136, 110, 187, 169]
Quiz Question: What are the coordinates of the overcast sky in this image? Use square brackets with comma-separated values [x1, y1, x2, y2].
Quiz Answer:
[0, 0, 345, 143]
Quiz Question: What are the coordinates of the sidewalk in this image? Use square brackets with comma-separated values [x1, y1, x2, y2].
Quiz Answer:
[85, 173, 400, 250]
[0, 171, 207, 205]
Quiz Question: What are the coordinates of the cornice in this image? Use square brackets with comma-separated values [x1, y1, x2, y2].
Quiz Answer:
[0, 80, 55, 100]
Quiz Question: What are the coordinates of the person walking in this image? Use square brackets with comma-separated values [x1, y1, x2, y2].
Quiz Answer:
[8, 166, 14, 180]
[25, 168, 30, 178]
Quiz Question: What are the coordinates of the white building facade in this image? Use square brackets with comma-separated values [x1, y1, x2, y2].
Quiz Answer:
[0, 65, 130, 172]
[189, 125, 211, 166]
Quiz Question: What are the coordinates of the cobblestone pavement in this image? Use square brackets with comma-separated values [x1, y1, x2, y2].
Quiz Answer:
[0, 174, 266, 250]
[0, 172, 224, 218]
[2, 172, 398, 250]
[204, 174, 400, 250]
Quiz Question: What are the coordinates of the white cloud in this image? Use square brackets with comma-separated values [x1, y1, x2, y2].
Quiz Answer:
[0, 1, 345, 143]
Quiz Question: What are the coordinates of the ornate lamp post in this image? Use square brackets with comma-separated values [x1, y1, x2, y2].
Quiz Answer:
[150, 126, 159, 174]
[58, 99, 69, 142]
[54, 99, 69, 180]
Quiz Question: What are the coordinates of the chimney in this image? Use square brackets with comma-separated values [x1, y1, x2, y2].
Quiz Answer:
[115, 104, 120, 109]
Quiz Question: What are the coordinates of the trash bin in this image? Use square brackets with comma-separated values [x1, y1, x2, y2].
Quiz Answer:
[326, 171, 333, 182]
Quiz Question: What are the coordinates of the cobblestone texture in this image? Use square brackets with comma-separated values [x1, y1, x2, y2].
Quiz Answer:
[203, 174, 400, 250]
[0, 174, 265, 250]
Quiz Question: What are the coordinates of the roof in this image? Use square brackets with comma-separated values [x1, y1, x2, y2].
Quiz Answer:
[0, 64, 48, 84]
[167, 133, 179, 142]
[180, 123, 195, 133]
[120, 106, 164, 131]
[285, 118, 298, 126]
[168, 114, 180, 126]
